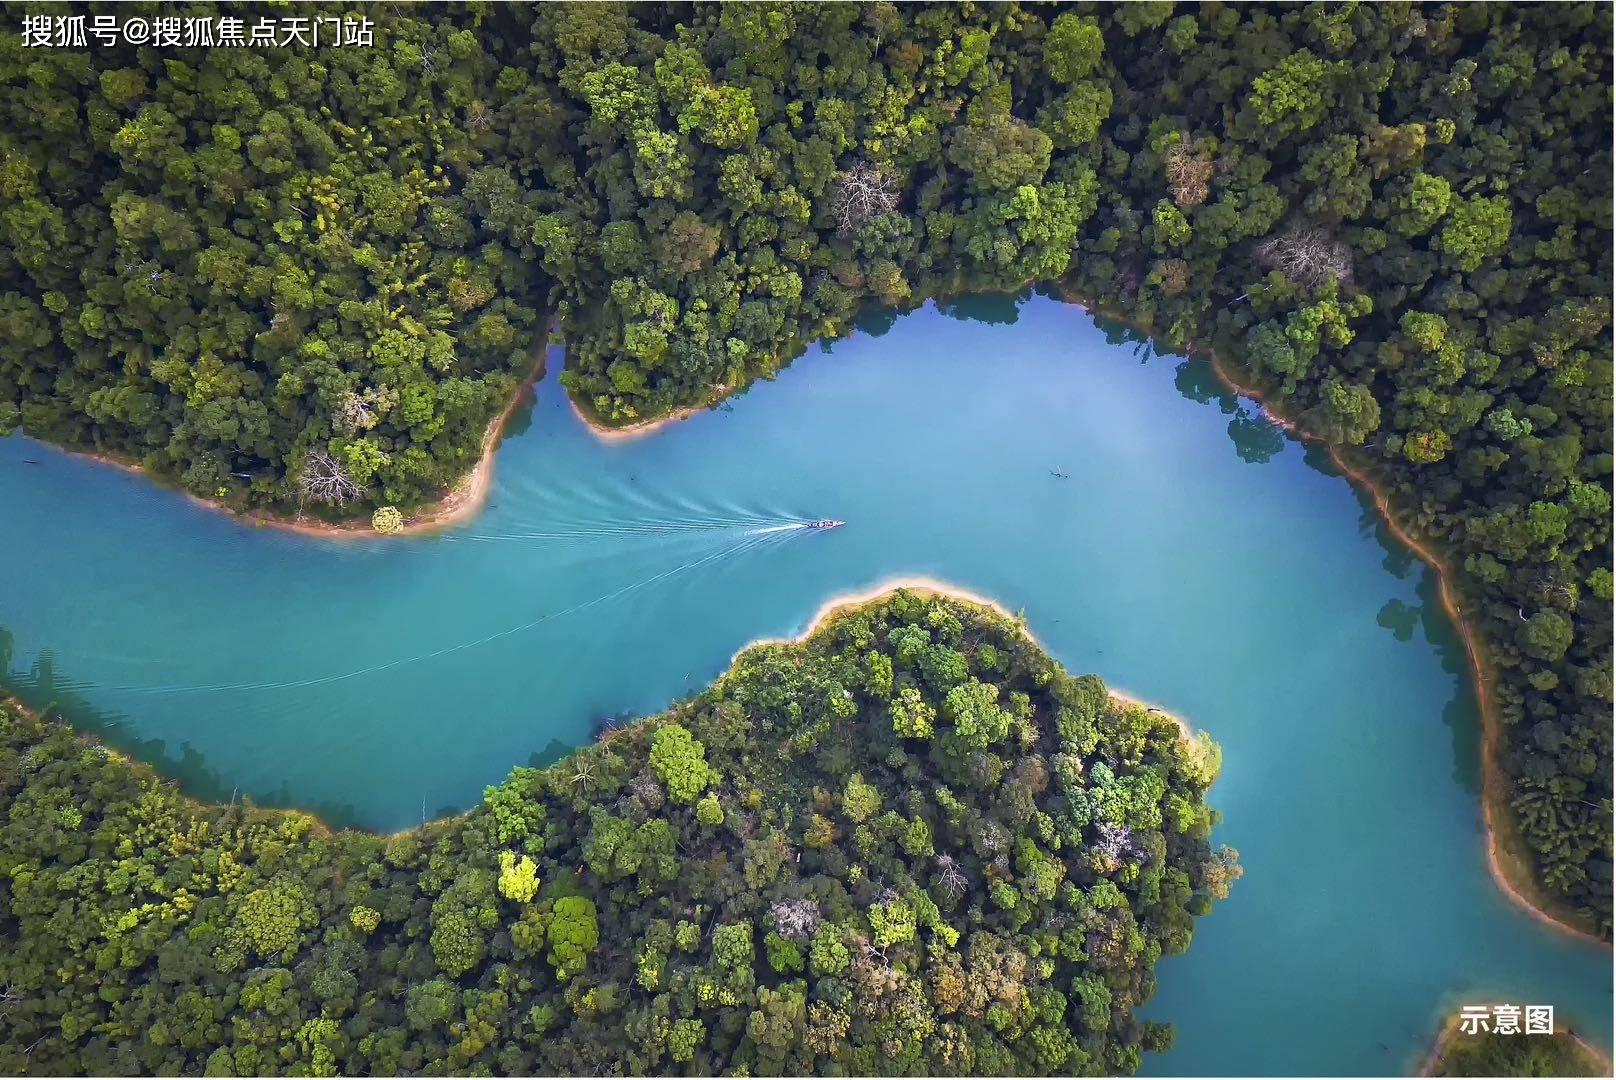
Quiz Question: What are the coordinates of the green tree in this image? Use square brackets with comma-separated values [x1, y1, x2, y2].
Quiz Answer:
[649, 723, 715, 803]
[547, 896, 600, 978]
[1044, 15, 1104, 83]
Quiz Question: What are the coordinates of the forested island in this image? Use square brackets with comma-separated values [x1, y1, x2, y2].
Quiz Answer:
[1423, 1011, 1609, 1077]
[0, 2, 1607, 940]
[0, 590, 1233, 1075]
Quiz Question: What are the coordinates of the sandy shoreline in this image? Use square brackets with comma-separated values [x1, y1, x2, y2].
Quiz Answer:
[1201, 349, 1605, 947]
[60, 345, 549, 541]
[729, 574, 1033, 660]
[728, 575, 1200, 744]
[567, 393, 721, 442]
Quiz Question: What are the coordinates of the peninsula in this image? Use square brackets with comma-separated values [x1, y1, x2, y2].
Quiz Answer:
[0, 589, 1232, 1075]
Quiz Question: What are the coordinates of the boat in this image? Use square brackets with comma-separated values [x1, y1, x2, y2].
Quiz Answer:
[805, 519, 844, 530]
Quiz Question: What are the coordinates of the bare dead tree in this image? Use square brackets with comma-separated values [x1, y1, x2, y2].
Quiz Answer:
[1094, 821, 1139, 864]
[934, 853, 969, 900]
[769, 898, 822, 939]
[1255, 226, 1354, 289]
[1524, 568, 1579, 607]
[299, 449, 361, 507]
[336, 386, 396, 436]
[857, 938, 894, 972]
[627, 771, 664, 811]
[465, 101, 493, 134]
[1162, 141, 1215, 207]
[828, 161, 900, 234]
[336, 392, 374, 436]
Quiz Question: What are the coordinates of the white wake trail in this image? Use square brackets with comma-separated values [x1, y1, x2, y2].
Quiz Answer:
[111, 529, 796, 697]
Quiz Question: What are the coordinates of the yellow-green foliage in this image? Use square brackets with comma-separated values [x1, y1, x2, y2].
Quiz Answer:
[371, 506, 405, 533]
[498, 851, 539, 903]
[349, 905, 381, 935]
[648, 723, 714, 803]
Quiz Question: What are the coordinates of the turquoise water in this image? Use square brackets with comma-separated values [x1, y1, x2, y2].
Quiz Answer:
[1, 294, 1607, 1075]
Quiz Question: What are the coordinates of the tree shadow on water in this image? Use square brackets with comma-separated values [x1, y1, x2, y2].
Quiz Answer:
[1088, 311, 1155, 358]
[501, 387, 539, 441]
[0, 627, 367, 829]
[1418, 571, 1485, 796]
[851, 304, 903, 338]
[1366, 578, 1483, 794]
[1226, 411, 1285, 465]
[937, 290, 1027, 325]
[528, 736, 575, 770]
[1283, 427, 1479, 794]
[1377, 599, 1420, 642]
[1173, 358, 1240, 414]
[1297, 444, 1421, 579]
[1170, 357, 1284, 464]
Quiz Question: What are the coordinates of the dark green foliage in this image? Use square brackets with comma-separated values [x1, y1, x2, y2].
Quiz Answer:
[0, 591, 1229, 1074]
[526, 2, 1106, 424]
[1430, 1022, 1607, 1077]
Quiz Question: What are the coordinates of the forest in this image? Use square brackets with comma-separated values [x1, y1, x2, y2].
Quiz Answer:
[1426, 1014, 1608, 1077]
[0, 590, 1234, 1075]
[0, 0, 1608, 949]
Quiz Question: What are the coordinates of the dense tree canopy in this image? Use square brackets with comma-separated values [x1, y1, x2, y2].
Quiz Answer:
[1426, 1014, 1608, 1078]
[0, 3, 549, 516]
[0, 591, 1232, 1074]
[0, 0, 1608, 935]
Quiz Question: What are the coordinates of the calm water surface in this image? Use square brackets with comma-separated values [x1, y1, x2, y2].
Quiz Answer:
[1, 295, 1608, 1074]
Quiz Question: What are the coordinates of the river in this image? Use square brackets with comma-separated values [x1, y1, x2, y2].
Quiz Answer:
[0, 293, 1607, 1075]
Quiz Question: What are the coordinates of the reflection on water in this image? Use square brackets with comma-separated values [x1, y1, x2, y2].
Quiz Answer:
[0, 293, 1606, 1075]
[1171, 356, 1286, 464]
[1174, 356, 1242, 412]
[1378, 599, 1421, 642]
[1226, 411, 1286, 464]
[939, 291, 1024, 325]
[0, 629, 370, 828]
